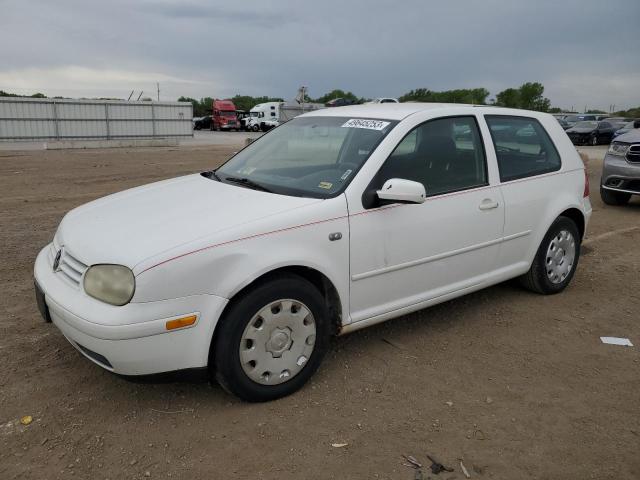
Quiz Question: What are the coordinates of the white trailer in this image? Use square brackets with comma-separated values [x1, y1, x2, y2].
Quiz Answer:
[246, 101, 324, 131]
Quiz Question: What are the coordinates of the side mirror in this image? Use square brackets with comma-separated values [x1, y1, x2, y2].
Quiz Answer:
[376, 178, 426, 204]
[634, 120, 640, 129]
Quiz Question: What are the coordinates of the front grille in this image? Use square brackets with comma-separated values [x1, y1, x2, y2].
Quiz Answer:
[627, 145, 640, 163]
[50, 239, 88, 288]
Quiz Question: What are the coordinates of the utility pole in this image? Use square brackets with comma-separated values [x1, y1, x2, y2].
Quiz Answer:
[157, 82, 160, 102]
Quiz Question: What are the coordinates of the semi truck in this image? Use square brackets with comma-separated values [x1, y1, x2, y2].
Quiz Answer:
[245, 101, 324, 132]
[211, 99, 239, 131]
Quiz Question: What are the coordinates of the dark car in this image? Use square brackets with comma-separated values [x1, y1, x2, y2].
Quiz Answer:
[563, 114, 605, 127]
[193, 115, 212, 130]
[613, 119, 640, 139]
[566, 120, 618, 146]
[325, 98, 355, 107]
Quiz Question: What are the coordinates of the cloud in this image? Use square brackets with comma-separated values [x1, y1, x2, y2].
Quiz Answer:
[1, 0, 638, 109]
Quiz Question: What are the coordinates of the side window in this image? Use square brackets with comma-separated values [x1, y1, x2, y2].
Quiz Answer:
[485, 115, 561, 182]
[374, 116, 487, 197]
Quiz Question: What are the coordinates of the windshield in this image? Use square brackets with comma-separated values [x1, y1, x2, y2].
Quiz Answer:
[221, 111, 236, 117]
[622, 121, 635, 129]
[215, 116, 398, 198]
[574, 121, 597, 128]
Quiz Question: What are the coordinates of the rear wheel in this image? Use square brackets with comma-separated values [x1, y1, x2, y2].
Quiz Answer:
[212, 274, 330, 402]
[520, 216, 581, 294]
[600, 185, 631, 205]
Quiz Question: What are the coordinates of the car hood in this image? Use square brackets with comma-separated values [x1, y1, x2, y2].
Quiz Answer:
[615, 129, 640, 142]
[56, 174, 320, 270]
[567, 127, 595, 133]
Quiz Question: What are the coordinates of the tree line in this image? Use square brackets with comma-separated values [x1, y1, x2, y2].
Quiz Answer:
[3, 86, 638, 118]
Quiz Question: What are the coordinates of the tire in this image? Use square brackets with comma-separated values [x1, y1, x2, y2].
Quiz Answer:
[600, 185, 631, 206]
[519, 216, 581, 295]
[212, 274, 330, 402]
[590, 135, 598, 146]
[251, 124, 260, 132]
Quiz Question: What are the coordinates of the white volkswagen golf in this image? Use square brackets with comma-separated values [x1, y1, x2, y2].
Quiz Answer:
[34, 104, 592, 401]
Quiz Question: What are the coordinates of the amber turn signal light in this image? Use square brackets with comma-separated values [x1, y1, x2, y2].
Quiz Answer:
[165, 314, 197, 331]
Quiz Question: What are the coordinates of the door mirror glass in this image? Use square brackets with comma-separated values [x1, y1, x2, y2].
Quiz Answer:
[376, 178, 426, 204]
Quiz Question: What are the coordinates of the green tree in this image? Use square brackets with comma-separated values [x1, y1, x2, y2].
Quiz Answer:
[314, 89, 361, 104]
[495, 88, 520, 108]
[495, 82, 550, 112]
[399, 87, 489, 104]
[0, 90, 47, 98]
[177, 96, 200, 115]
[518, 82, 550, 111]
[613, 106, 640, 118]
[230, 95, 284, 112]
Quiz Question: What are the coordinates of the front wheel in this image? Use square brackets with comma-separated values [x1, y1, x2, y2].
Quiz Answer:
[519, 216, 581, 294]
[251, 124, 260, 132]
[212, 274, 330, 402]
[590, 134, 598, 146]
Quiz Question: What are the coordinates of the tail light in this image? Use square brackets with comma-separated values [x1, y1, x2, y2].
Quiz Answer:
[583, 169, 590, 197]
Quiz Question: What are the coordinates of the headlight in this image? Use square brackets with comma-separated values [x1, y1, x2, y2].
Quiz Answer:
[608, 142, 630, 156]
[83, 264, 135, 306]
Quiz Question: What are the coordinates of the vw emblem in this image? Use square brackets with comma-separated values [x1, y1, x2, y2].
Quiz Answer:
[53, 249, 62, 271]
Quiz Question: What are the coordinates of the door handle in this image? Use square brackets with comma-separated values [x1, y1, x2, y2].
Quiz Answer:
[479, 199, 499, 210]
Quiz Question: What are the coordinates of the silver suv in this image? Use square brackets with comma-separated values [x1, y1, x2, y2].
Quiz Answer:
[600, 126, 640, 205]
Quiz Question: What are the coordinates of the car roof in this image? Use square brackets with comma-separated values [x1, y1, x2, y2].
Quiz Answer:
[301, 103, 551, 121]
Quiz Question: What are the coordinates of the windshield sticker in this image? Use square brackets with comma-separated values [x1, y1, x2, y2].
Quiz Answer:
[318, 181, 333, 189]
[342, 119, 391, 131]
[340, 169, 353, 181]
[238, 167, 256, 176]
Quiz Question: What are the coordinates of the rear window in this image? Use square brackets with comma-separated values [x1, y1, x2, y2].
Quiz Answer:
[485, 115, 561, 182]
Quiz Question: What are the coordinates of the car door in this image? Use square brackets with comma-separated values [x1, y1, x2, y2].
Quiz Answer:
[484, 114, 563, 271]
[347, 115, 504, 323]
[599, 121, 613, 142]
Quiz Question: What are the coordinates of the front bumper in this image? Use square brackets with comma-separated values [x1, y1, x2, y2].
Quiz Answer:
[601, 154, 640, 195]
[34, 245, 228, 376]
[568, 134, 591, 145]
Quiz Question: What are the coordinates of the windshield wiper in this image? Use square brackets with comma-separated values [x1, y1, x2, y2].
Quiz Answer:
[223, 175, 274, 193]
[201, 170, 221, 181]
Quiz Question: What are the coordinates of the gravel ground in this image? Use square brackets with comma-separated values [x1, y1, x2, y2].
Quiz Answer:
[0, 144, 638, 480]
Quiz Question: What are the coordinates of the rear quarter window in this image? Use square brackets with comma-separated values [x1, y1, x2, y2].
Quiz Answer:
[485, 115, 561, 182]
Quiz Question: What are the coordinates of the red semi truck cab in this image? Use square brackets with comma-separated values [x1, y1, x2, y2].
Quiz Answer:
[211, 99, 238, 131]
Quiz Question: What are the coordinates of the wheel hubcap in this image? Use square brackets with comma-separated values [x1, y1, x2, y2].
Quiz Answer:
[239, 299, 316, 385]
[545, 229, 576, 284]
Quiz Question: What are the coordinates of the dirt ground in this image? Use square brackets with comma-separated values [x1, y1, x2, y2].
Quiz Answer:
[1, 143, 638, 480]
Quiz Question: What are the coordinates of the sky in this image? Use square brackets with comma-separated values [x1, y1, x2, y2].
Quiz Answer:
[1, 0, 639, 111]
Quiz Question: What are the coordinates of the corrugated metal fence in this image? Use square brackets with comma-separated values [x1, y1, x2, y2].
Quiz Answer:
[0, 97, 193, 140]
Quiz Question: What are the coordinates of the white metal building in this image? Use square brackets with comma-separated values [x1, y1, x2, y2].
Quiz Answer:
[0, 97, 193, 141]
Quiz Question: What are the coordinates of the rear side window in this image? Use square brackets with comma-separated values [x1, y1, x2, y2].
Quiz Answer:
[485, 115, 561, 182]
